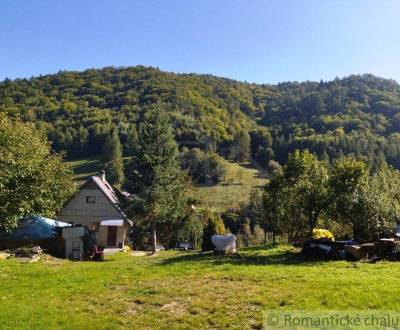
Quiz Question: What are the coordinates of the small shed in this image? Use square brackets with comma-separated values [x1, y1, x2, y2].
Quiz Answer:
[62, 226, 97, 260]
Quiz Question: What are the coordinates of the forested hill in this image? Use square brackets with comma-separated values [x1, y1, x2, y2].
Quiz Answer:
[1, 66, 400, 168]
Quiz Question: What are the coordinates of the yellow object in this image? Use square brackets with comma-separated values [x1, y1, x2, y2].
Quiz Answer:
[122, 246, 132, 253]
[312, 228, 334, 241]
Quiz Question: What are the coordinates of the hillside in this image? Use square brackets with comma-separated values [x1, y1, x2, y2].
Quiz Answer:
[189, 161, 267, 212]
[1, 67, 400, 168]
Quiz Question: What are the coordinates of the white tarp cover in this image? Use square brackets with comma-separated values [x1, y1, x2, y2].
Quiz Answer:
[211, 234, 237, 253]
[100, 219, 123, 226]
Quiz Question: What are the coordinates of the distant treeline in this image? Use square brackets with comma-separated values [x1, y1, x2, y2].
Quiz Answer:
[1, 66, 400, 168]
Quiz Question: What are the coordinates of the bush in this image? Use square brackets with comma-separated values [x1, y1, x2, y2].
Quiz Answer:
[236, 224, 265, 248]
[180, 148, 226, 184]
[222, 211, 242, 235]
[201, 210, 226, 251]
[177, 212, 204, 250]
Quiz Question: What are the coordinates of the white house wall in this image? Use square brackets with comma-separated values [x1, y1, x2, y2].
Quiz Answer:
[57, 186, 126, 247]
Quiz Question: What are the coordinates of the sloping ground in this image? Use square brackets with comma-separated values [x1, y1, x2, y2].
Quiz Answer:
[189, 161, 267, 212]
[67, 158, 267, 211]
[0, 245, 400, 329]
[67, 157, 103, 184]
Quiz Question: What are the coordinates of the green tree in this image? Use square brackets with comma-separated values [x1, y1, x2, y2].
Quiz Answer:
[229, 129, 251, 162]
[259, 175, 284, 245]
[281, 150, 330, 236]
[363, 166, 400, 239]
[0, 114, 75, 230]
[102, 129, 124, 187]
[178, 209, 204, 250]
[330, 159, 400, 241]
[329, 157, 367, 240]
[124, 105, 188, 253]
[179, 148, 226, 184]
[201, 210, 226, 251]
[126, 124, 139, 156]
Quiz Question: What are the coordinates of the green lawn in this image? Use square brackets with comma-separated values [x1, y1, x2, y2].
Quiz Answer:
[1, 245, 400, 329]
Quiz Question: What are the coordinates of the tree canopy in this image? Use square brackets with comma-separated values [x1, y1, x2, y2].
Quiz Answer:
[0, 113, 75, 230]
[2, 67, 400, 170]
[254, 150, 400, 243]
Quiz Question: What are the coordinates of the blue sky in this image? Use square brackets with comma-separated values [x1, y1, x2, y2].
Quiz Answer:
[1, 0, 400, 83]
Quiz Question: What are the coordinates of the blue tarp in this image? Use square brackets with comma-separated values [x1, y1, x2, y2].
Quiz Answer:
[0, 215, 71, 240]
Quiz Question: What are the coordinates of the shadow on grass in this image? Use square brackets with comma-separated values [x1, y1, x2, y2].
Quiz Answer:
[160, 246, 322, 267]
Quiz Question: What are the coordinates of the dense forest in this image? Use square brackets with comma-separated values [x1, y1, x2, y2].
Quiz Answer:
[1, 66, 400, 169]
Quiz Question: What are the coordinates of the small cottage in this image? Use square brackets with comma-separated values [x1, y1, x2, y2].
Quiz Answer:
[57, 171, 132, 248]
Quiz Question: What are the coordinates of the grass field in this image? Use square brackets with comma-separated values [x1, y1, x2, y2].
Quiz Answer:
[188, 161, 267, 212]
[67, 156, 104, 184]
[67, 157, 267, 211]
[1, 245, 400, 329]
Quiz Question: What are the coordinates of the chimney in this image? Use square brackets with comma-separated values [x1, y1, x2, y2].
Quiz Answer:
[99, 170, 106, 182]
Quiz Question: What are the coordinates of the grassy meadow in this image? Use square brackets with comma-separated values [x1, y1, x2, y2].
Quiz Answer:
[1, 245, 400, 329]
[188, 161, 267, 212]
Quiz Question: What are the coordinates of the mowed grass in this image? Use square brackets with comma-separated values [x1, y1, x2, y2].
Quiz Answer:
[67, 157, 267, 211]
[1, 245, 400, 329]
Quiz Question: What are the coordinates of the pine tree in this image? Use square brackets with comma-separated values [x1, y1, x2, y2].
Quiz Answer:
[124, 105, 188, 253]
[102, 129, 124, 187]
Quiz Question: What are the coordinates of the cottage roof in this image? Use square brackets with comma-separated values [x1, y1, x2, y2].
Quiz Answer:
[84, 175, 133, 226]
[91, 175, 120, 205]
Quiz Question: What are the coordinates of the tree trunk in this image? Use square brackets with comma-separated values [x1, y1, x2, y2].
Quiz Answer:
[152, 221, 157, 254]
[264, 230, 267, 246]
[272, 231, 276, 245]
[308, 213, 319, 238]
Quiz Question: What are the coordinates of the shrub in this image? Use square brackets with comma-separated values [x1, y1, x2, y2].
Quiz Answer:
[177, 212, 204, 250]
[201, 210, 226, 251]
[236, 224, 265, 248]
[180, 148, 226, 184]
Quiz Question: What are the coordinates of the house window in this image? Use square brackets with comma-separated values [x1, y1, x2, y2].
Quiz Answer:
[90, 222, 100, 232]
[86, 196, 96, 203]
